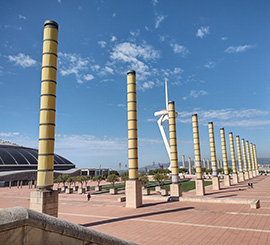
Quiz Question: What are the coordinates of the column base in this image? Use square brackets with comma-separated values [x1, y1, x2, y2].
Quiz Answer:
[244, 172, 249, 180]
[249, 171, 253, 178]
[232, 173, 239, 184]
[30, 189, 58, 217]
[195, 179, 205, 196]
[253, 170, 256, 177]
[256, 170, 259, 176]
[238, 172, 244, 182]
[125, 180, 142, 208]
[212, 176, 220, 190]
[170, 183, 182, 198]
[224, 174, 231, 186]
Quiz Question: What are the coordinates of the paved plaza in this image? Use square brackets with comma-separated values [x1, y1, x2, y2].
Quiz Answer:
[0, 175, 270, 244]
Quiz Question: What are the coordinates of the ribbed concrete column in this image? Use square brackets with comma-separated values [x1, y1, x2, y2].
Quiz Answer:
[30, 20, 59, 217]
[208, 122, 220, 190]
[207, 158, 210, 170]
[242, 138, 249, 179]
[37, 20, 58, 189]
[217, 159, 220, 169]
[203, 159, 206, 168]
[192, 114, 205, 196]
[126, 70, 142, 208]
[229, 132, 238, 184]
[168, 101, 182, 197]
[253, 144, 259, 176]
[250, 143, 256, 177]
[220, 128, 230, 186]
[188, 157, 192, 174]
[246, 141, 253, 178]
[182, 155, 185, 169]
[236, 136, 244, 181]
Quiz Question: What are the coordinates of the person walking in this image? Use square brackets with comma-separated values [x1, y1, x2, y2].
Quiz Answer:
[87, 192, 91, 201]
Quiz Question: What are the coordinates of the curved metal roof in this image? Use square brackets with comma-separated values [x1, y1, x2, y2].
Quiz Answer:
[0, 144, 75, 169]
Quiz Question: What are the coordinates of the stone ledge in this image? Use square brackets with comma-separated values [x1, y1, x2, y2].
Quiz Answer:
[0, 206, 136, 245]
[179, 197, 260, 209]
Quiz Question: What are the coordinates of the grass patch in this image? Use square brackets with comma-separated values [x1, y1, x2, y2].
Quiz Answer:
[101, 184, 125, 190]
[150, 181, 212, 192]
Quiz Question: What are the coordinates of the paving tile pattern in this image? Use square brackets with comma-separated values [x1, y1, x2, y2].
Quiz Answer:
[0, 176, 270, 244]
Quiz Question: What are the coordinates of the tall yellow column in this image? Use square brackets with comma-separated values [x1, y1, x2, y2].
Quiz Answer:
[217, 159, 220, 169]
[207, 158, 210, 170]
[168, 101, 182, 197]
[30, 20, 59, 217]
[203, 158, 206, 168]
[236, 136, 244, 181]
[125, 70, 142, 208]
[246, 141, 253, 178]
[250, 143, 256, 177]
[220, 128, 230, 186]
[188, 157, 192, 175]
[241, 138, 249, 179]
[253, 144, 259, 176]
[182, 155, 185, 169]
[229, 132, 239, 184]
[192, 114, 205, 196]
[208, 122, 220, 190]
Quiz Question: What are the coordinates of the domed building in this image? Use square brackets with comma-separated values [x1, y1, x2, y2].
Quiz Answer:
[0, 140, 79, 187]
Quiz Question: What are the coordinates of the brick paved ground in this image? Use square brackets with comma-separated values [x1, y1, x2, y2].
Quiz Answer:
[0, 175, 270, 244]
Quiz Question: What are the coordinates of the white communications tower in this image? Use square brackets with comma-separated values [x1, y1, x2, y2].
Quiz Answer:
[154, 79, 178, 171]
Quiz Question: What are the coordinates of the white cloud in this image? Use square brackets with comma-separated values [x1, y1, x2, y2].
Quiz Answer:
[152, 0, 158, 6]
[98, 41, 107, 48]
[7, 53, 37, 68]
[55, 134, 126, 151]
[112, 12, 116, 17]
[141, 81, 155, 90]
[19, 15, 26, 20]
[204, 61, 215, 69]
[117, 104, 125, 107]
[111, 36, 117, 42]
[183, 90, 208, 100]
[58, 52, 90, 83]
[220, 37, 228, 41]
[99, 66, 114, 76]
[0, 132, 20, 137]
[170, 43, 189, 56]
[196, 26, 210, 38]
[130, 29, 140, 37]
[225, 44, 255, 53]
[178, 108, 270, 128]
[91, 64, 100, 72]
[57, 0, 62, 3]
[110, 42, 159, 82]
[155, 14, 166, 29]
[83, 74, 94, 81]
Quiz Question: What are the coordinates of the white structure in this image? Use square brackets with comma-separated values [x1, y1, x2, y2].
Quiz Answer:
[154, 79, 178, 171]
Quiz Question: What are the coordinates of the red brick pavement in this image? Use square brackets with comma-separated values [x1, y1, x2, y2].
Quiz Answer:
[0, 175, 270, 244]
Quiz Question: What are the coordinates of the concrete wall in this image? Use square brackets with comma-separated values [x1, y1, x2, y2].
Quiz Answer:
[0, 206, 135, 245]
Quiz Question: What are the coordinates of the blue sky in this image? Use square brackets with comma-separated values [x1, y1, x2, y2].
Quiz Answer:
[0, 0, 269, 169]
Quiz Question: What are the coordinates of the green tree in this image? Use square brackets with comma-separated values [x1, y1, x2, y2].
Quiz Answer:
[54, 177, 62, 188]
[121, 172, 129, 183]
[153, 173, 168, 186]
[179, 168, 188, 174]
[148, 170, 155, 175]
[192, 168, 196, 174]
[106, 174, 119, 187]
[66, 177, 74, 188]
[139, 173, 148, 187]
[228, 168, 233, 174]
[92, 175, 105, 186]
[109, 170, 120, 176]
[202, 167, 207, 174]
[58, 174, 69, 187]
